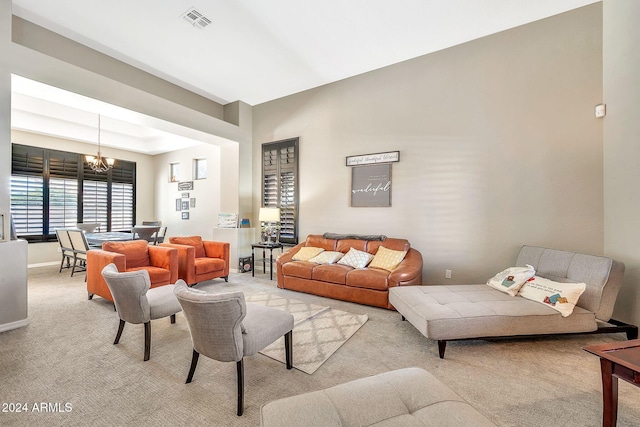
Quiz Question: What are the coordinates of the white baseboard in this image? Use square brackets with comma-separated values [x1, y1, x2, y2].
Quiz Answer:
[28, 261, 59, 268]
[0, 318, 29, 333]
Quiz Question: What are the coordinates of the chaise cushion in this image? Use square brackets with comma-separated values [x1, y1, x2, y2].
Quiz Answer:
[389, 285, 596, 340]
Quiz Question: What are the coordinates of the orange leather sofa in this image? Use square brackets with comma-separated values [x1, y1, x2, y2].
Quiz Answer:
[86, 240, 178, 302]
[160, 236, 229, 286]
[276, 234, 423, 309]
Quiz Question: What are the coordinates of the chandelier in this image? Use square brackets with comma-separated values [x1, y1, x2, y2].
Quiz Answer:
[85, 115, 114, 172]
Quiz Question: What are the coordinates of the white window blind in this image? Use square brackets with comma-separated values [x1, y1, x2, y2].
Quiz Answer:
[82, 180, 108, 231]
[111, 182, 134, 231]
[49, 178, 79, 231]
[10, 175, 44, 236]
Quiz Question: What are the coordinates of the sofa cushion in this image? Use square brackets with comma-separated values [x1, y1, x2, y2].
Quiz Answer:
[369, 245, 407, 272]
[260, 367, 496, 427]
[170, 236, 206, 258]
[127, 266, 172, 287]
[336, 239, 367, 253]
[194, 257, 225, 275]
[312, 264, 351, 284]
[103, 240, 150, 268]
[282, 261, 315, 279]
[518, 276, 586, 317]
[293, 246, 324, 261]
[367, 238, 411, 254]
[306, 235, 338, 251]
[338, 247, 375, 269]
[346, 268, 389, 291]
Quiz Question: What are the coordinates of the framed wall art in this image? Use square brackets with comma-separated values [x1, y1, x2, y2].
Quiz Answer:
[175, 199, 182, 211]
[181, 201, 190, 211]
[351, 164, 392, 207]
[182, 212, 190, 220]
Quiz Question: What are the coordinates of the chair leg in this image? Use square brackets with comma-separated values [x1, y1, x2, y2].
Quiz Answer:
[438, 340, 447, 359]
[170, 314, 176, 324]
[284, 330, 293, 370]
[223, 276, 229, 282]
[186, 350, 200, 384]
[144, 321, 151, 361]
[59, 256, 65, 273]
[71, 255, 78, 277]
[114, 319, 125, 344]
[237, 359, 244, 416]
[88, 293, 94, 300]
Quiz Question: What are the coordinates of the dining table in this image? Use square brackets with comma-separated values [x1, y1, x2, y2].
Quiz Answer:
[85, 231, 134, 247]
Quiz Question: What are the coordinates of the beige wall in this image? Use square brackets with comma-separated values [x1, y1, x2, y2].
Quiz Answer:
[253, 4, 604, 285]
[603, 0, 640, 326]
[154, 144, 224, 241]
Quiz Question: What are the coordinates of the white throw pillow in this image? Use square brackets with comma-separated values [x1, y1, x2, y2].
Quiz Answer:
[337, 247, 374, 269]
[518, 276, 586, 317]
[308, 251, 344, 264]
[486, 264, 536, 296]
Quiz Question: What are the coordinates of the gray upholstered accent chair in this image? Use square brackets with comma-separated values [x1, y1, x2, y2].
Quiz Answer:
[174, 281, 294, 416]
[101, 264, 182, 361]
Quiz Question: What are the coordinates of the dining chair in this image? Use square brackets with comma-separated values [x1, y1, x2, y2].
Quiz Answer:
[155, 226, 167, 244]
[67, 229, 90, 278]
[101, 264, 182, 361]
[55, 229, 75, 273]
[142, 221, 161, 226]
[174, 281, 294, 416]
[76, 222, 101, 233]
[131, 226, 160, 245]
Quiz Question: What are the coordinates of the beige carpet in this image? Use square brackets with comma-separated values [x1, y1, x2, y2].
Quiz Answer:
[247, 292, 368, 374]
[2, 265, 640, 426]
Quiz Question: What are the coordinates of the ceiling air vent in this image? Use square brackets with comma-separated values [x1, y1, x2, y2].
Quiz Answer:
[181, 7, 212, 29]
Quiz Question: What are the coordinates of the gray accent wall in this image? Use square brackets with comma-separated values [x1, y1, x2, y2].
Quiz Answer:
[253, 4, 605, 286]
[603, 0, 640, 326]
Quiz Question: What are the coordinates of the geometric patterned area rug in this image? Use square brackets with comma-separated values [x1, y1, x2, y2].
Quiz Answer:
[245, 293, 368, 374]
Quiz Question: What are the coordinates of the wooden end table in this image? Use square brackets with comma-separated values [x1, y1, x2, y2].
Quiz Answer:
[583, 339, 640, 427]
[251, 242, 283, 280]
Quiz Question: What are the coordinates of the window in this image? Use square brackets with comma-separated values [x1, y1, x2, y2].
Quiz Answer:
[193, 158, 207, 180]
[170, 162, 180, 182]
[10, 144, 136, 241]
[262, 138, 299, 244]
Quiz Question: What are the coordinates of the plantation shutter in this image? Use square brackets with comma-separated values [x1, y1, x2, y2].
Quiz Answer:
[49, 150, 79, 232]
[262, 138, 299, 244]
[11, 145, 45, 236]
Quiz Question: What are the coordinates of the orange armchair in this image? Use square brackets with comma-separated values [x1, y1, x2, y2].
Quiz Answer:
[87, 240, 178, 302]
[160, 236, 229, 286]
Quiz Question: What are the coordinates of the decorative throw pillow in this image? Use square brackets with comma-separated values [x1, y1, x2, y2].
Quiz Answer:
[308, 251, 344, 264]
[337, 247, 375, 269]
[518, 276, 586, 317]
[486, 264, 536, 296]
[292, 246, 325, 261]
[369, 246, 407, 272]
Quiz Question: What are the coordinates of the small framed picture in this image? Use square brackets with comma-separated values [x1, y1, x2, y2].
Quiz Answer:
[181, 192, 190, 199]
[190, 198, 196, 208]
[181, 201, 189, 210]
[175, 199, 182, 211]
[182, 212, 189, 220]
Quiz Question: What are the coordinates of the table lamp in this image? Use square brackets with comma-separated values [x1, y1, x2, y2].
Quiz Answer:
[259, 207, 280, 244]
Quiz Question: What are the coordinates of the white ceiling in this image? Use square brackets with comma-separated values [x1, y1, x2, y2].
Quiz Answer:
[10, 0, 599, 153]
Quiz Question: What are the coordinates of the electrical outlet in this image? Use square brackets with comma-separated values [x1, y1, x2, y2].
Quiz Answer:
[445, 269, 452, 279]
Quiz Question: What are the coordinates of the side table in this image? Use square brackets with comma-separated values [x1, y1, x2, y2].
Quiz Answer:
[251, 243, 283, 280]
[583, 339, 640, 427]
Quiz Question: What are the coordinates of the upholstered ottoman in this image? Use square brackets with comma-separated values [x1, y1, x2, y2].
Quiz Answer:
[260, 367, 496, 426]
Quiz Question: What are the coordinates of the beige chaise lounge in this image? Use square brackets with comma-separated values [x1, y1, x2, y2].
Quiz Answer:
[260, 367, 496, 426]
[390, 245, 638, 358]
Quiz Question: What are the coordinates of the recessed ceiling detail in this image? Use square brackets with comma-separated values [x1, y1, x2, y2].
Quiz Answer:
[181, 7, 211, 30]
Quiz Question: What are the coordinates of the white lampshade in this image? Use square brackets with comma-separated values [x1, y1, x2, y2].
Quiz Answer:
[259, 207, 280, 222]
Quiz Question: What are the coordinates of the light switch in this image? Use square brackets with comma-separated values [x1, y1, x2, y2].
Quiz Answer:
[595, 104, 606, 118]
